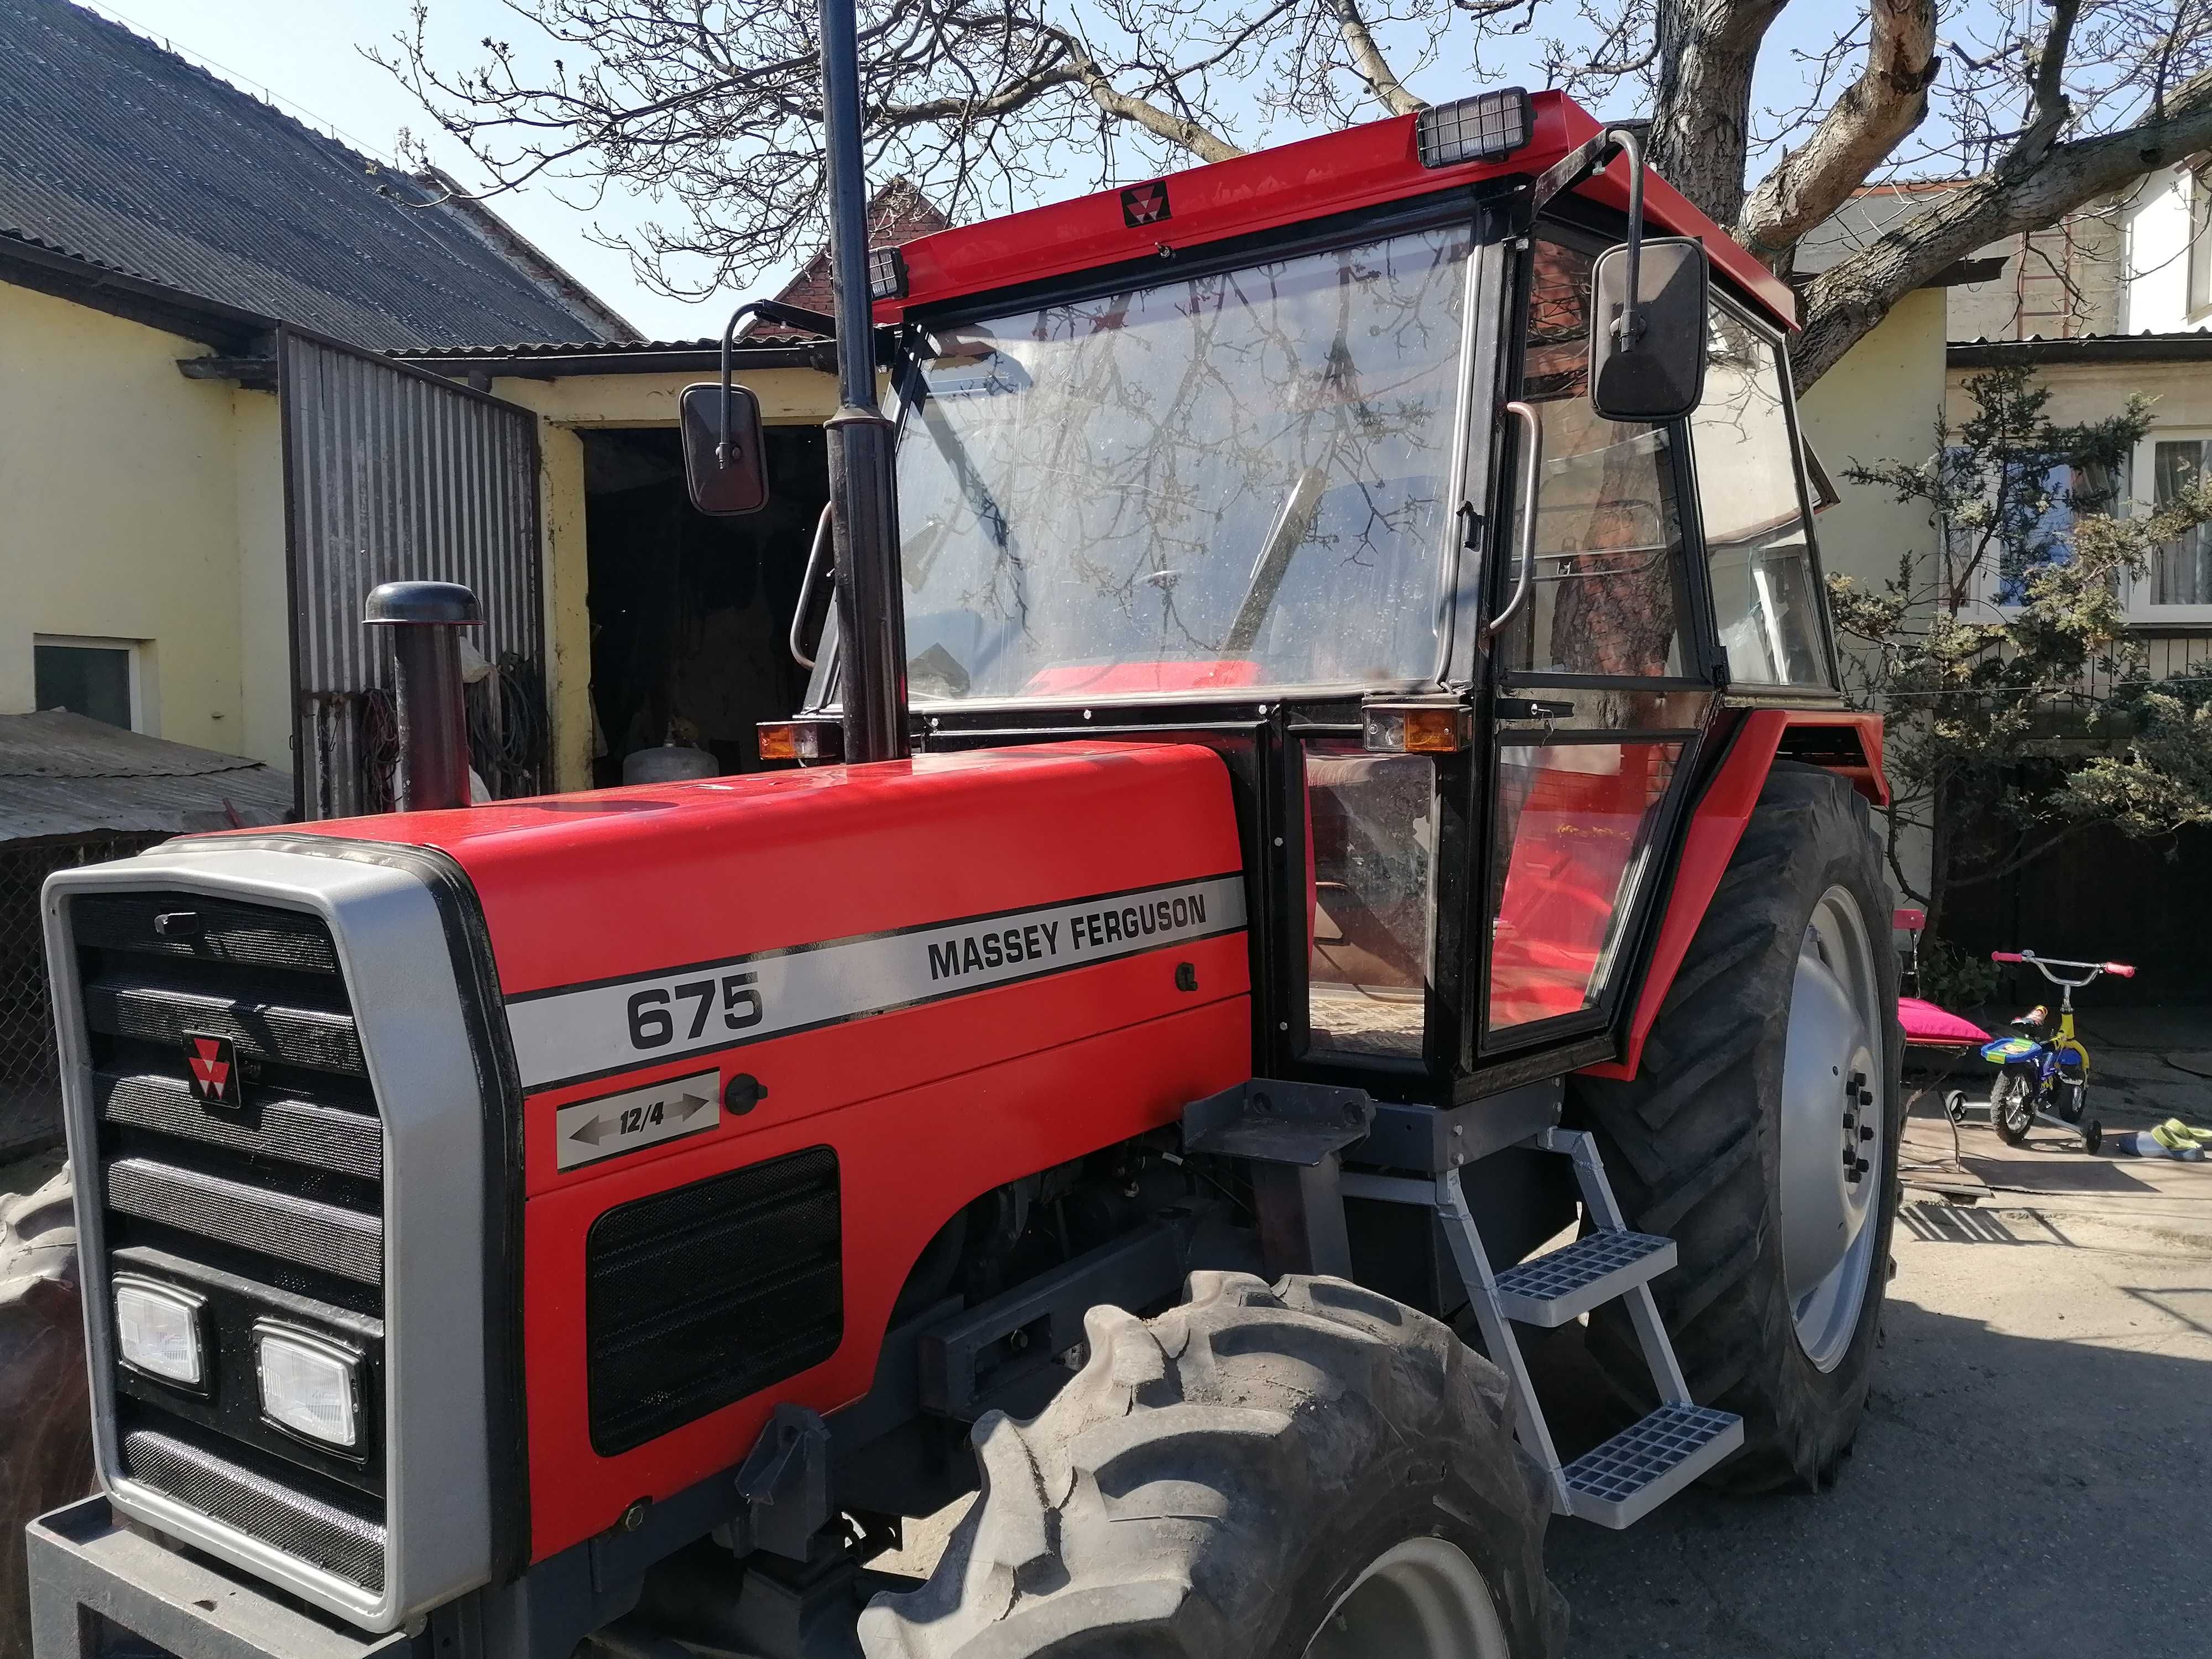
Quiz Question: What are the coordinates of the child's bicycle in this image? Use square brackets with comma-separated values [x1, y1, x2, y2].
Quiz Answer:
[1978, 950, 2136, 1154]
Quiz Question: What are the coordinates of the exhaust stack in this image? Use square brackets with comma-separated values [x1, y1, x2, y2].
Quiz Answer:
[364, 580, 480, 811]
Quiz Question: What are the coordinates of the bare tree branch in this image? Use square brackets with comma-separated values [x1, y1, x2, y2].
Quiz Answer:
[1323, 0, 1427, 114]
[1796, 60, 2212, 385]
[1736, 0, 1939, 274]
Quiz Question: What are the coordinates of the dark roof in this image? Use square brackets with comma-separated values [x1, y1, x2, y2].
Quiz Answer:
[393, 336, 837, 378]
[1950, 329, 2212, 366]
[1793, 180, 1970, 276]
[0, 0, 635, 351]
[0, 711, 290, 841]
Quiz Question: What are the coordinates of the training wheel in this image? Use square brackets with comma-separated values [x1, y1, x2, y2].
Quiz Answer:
[2083, 1121, 2102, 1155]
[1944, 1089, 1968, 1125]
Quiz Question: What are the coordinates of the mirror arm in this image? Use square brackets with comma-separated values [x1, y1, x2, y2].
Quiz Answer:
[1528, 123, 1650, 348]
[1484, 400, 1543, 645]
[715, 299, 842, 465]
[1610, 126, 1647, 352]
[791, 503, 834, 670]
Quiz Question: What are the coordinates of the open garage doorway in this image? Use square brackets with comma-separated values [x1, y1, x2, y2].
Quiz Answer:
[583, 426, 828, 785]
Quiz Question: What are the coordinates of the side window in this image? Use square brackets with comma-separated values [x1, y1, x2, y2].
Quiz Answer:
[1501, 238, 1689, 680]
[1692, 310, 1829, 686]
[1306, 746, 1434, 1063]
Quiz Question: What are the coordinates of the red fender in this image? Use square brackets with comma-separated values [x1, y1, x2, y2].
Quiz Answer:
[1578, 709, 1886, 1082]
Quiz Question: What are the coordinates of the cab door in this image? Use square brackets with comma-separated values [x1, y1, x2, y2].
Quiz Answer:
[1471, 229, 1719, 1068]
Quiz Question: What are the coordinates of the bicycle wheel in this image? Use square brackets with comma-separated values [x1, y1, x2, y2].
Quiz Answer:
[1990, 1072, 2034, 1145]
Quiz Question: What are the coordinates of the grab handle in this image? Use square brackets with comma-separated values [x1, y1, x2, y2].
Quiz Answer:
[1484, 400, 1542, 644]
[789, 503, 834, 670]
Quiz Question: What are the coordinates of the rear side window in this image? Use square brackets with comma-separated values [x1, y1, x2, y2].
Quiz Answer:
[1690, 311, 1829, 686]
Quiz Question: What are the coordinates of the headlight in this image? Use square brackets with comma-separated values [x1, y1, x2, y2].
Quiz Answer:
[255, 1323, 361, 1449]
[1415, 88, 1533, 168]
[114, 1275, 205, 1386]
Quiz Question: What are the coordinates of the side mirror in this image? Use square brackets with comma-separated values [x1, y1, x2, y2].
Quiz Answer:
[679, 381, 770, 515]
[1589, 237, 1710, 424]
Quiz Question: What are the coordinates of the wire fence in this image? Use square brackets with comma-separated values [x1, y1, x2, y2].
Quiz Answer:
[0, 833, 166, 1160]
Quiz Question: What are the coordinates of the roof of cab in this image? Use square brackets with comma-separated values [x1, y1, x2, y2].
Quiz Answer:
[877, 90, 1795, 333]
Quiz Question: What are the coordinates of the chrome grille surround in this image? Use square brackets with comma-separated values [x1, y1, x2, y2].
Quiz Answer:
[43, 843, 497, 1632]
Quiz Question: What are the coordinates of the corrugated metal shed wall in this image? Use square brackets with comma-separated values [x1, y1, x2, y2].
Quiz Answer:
[280, 327, 544, 818]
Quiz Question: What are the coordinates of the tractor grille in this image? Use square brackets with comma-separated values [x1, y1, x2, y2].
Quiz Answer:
[70, 892, 388, 1592]
[585, 1146, 843, 1455]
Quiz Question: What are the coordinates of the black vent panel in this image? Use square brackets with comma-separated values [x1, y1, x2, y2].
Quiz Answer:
[124, 1430, 386, 1591]
[586, 1146, 842, 1455]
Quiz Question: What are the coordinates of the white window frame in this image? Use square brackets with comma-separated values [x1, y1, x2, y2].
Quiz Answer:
[2128, 429, 2212, 624]
[32, 634, 156, 734]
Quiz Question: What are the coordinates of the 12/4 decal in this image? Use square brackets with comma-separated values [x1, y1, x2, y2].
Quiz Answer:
[505, 873, 1246, 1093]
[555, 1069, 722, 1170]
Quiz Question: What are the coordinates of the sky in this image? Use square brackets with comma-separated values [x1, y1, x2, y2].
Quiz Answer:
[75, 0, 1911, 342]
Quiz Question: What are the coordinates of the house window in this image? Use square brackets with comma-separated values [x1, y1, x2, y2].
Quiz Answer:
[33, 635, 144, 731]
[2147, 438, 2212, 609]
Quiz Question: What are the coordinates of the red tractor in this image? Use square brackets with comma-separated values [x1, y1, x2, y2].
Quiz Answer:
[28, 58, 1898, 1659]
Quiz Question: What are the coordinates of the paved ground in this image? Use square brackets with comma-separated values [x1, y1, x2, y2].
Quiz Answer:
[1546, 1196, 2212, 1658]
[880, 1018, 2212, 1656]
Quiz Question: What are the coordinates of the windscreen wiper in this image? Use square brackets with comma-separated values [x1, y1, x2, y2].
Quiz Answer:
[1223, 467, 1328, 653]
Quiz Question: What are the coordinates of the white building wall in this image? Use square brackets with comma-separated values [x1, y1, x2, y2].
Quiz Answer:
[2119, 164, 2203, 334]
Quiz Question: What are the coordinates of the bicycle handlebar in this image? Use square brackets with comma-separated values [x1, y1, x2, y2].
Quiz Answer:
[1990, 949, 2137, 985]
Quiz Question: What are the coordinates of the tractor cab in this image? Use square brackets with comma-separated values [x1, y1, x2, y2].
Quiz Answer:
[738, 88, 1850, 1105]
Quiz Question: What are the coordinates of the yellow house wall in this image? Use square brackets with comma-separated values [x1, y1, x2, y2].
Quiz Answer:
[1796, 285, 1948, 603]
[0, 280, 251, 756]
[490, 367, 839, 790]
[1947, 356, 2212, 430]
[1794, 285, 1950, 906]
[231, 387, 292, 773]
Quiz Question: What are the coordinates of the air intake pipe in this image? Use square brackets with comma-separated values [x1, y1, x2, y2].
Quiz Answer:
[363, 580, 481, 811]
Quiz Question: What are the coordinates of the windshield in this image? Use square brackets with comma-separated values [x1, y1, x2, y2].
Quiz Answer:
[890, 222, 1474, 702]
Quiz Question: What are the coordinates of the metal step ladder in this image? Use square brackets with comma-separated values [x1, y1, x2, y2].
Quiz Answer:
[1341, 1128, 1744, 1528]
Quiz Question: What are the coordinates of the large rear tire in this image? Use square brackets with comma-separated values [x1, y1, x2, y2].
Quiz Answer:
[1, 1165, 92, 1659]
[858, 1273, 1565, 1658]
[1568, 765, 1902, 1494]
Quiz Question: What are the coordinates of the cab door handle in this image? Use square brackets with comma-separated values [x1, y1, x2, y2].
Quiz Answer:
[1484, 401, 1542, 643]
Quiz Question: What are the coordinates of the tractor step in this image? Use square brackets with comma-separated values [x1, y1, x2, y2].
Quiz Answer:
[1493, 1229, 1674, 1327]
[1339, 1127, 1741, 1528]
[1561, 1402, 1745, 1528]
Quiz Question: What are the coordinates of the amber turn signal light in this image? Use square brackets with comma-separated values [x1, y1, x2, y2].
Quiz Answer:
[1362, 703, 1472, 754]
[758, 719, 844, 763]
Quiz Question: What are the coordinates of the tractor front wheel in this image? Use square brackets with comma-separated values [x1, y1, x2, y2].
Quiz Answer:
[1569, 764, 1902, 1494]
[858, 1273, 1565, 1659]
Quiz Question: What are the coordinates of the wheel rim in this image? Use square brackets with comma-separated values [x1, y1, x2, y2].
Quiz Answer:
[1776, 884, 1886, 1372]
[1304, 1536, 1510, 1659]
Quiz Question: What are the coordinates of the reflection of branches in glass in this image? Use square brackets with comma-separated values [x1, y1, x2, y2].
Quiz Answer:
[1515, 238, 1682, 680]
[894, 224, 1471, 698]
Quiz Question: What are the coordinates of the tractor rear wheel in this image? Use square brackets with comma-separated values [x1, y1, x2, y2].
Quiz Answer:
[858, 1273, 1565, 1659]
[1568, 764, 1901, 1494]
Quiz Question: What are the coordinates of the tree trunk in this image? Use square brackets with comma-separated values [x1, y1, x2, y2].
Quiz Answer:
[1648, 0, 1787, 228]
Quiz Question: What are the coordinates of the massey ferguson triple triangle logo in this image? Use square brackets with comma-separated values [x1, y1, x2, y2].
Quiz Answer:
[181, 1031, 241, 1107]
[1121, 180, 1170, 227]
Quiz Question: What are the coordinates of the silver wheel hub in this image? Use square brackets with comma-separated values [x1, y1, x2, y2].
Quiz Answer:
[1305, 1536, 1509, 1659]
[1777, 885, 1885, 1371]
